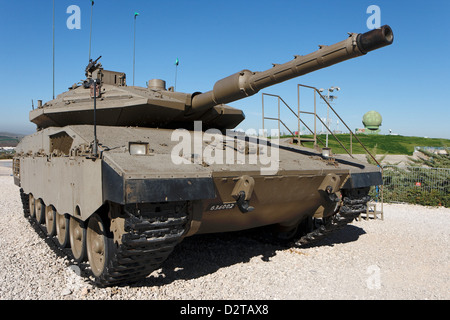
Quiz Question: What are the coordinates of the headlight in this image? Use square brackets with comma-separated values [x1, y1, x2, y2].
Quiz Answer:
[129, 142, 149, 155]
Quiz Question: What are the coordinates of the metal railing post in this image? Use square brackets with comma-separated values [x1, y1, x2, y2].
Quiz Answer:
[297, 84, 301, 145]
[314, 89, 317, 148]
[262, 93, 265, 134]
[278, 97, 281, 137]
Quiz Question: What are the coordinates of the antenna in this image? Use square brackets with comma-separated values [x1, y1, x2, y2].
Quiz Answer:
[89, 0, 94, 61]
[52, 0, 55, 99]
[92, 79, 98, 157]
[133, 12, 139, 86]
[84, 57, 102, 157]
[174, 58, 179, 91]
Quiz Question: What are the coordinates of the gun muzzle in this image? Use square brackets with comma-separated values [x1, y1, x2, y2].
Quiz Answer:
[357, 25, 394, 54]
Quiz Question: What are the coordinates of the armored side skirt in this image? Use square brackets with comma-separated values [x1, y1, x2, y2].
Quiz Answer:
[15, 156, 381, 235]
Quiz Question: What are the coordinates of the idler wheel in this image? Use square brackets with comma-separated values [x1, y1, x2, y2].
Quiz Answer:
[45, 205, 57, 236]
[56, 213, 70, 248]
[69, 216, 87, 263]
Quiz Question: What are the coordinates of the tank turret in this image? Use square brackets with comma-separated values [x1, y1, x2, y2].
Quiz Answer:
[30, 26, 393, 132]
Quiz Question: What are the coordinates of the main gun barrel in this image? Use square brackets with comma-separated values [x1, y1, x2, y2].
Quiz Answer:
[190, 25, 393, 114]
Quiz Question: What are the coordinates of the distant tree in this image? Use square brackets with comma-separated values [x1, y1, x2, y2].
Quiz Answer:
[408, 148, 450, 168]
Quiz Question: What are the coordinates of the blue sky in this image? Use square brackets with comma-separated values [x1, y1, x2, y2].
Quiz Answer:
[0, 0, 449, 139]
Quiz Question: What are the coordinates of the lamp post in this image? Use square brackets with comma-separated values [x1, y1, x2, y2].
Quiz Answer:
[319, 86, 340, 147]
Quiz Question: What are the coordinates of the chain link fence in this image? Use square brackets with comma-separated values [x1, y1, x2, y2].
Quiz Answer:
[381, 165, 450, 207]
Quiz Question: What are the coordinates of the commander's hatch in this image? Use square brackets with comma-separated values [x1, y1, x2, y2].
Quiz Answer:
[92, 69, 126, 87]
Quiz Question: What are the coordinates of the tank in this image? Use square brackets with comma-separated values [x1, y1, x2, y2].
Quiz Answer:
[13, 26, 393, 286]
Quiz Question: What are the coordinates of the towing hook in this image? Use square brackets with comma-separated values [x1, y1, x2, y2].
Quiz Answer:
[231, 175, 255, 213]
[326, 185, 340, 203]
[235, 191, 255, 213]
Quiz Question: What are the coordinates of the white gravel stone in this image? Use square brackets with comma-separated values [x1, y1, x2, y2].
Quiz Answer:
[0, 174, 448, 300]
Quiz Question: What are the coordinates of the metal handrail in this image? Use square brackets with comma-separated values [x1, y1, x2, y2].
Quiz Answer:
[262, 93, 326, 146]
[298, 84, 384, 214]
[262, 85, 384, 214]
[298, 84, 381, 167]
[262, 85, 382, 167]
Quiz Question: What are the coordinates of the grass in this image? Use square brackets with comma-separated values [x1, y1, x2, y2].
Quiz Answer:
[282, 134, 449, 155]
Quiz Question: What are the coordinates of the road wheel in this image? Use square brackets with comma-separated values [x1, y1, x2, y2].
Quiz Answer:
[70, 216, 87, 263]
[56, 213, 70, 248]
[29, 194, 36, 219]
[45, 205, 57, 236]
[35, 199, 45, 224]
[86, 213, 115, 282]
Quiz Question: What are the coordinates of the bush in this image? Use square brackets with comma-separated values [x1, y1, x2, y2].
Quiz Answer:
[0, 153, 14, 160]
[404, 188, 449, 207]
[371, 148, 450, 207]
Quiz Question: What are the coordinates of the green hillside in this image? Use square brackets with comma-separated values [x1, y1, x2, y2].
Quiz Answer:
[286, 134, 449, 155]
[0, 136, 20, 147]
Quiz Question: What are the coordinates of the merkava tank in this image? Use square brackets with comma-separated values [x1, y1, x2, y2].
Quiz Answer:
[13, 26, 393, 286]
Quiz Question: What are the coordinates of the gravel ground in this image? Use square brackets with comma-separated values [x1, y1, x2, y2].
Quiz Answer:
[0, 168, 449, 300]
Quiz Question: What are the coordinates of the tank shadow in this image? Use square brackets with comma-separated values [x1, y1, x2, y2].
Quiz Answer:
[129, 230, 276, 287]
[305, 224, 367, 247]
[26, 217, 95, 284]
[26, 213, 366, 288]
[132, 224, 367, 287]
[28, 217, 74, 260]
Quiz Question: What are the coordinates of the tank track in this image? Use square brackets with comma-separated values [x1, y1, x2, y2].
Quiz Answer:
[20, 188, 30, 217]
[292, 187, 371, 248]
[98, 202, 189, 286]
[19, 188, 190, 287]
[19, 187, 370, 285]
